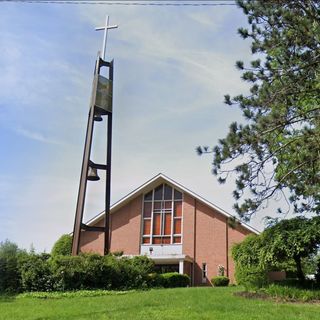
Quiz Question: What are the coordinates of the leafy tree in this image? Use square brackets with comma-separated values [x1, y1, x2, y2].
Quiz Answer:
[0, 240, 26, 292]
[51, 234, 72, 256]
[233, 216, 320, 286]
[232, 234, 268, 288]
[260, 216, 320, 282]
[197, 0, 320, 220]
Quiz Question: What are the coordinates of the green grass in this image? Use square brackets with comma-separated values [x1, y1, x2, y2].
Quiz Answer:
[1, 287, 320, 320]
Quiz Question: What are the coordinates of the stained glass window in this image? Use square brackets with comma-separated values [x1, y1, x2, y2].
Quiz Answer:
[142, 184, 183, 245]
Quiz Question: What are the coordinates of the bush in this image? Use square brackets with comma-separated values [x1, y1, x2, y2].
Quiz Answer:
[51, 235, 72, 257]
[160, 272, 190, 288]
[19, 253, 54, 292]
[50, 254, 115, 291]
[235, 265, 268, 289]
[146, 273, 164, 287]
[1, 241, 195, 292]
[232, 235, 269, 289]
[6, 252, 156, 292]
[50, 254, 155, 291]
[211, 276, 230, 287]
[0, 240, 26, 293]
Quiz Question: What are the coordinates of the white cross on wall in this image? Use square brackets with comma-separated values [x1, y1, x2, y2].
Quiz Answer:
[95, 15, 118, 61]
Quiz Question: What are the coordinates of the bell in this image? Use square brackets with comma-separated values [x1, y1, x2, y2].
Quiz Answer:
[87, 166, 100, 181]
[94, 115, 103, 122]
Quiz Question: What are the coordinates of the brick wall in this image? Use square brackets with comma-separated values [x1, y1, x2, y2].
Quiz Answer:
[80, 189, 252, 286]
[79, 195, 142, 255]
[182, 194, 251, 285]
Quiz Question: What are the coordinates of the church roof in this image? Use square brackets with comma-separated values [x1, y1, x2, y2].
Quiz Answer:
[86, 173, 260, 235]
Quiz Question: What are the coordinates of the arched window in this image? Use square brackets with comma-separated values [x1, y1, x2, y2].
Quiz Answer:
[142, 184, 183, 245]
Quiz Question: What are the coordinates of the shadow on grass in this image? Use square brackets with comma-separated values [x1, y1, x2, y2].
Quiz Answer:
[0, 293, 17, 303]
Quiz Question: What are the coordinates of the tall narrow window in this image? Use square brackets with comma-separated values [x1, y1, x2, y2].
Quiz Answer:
[142, 184, 183, 245]
[202, 263, 207, 283]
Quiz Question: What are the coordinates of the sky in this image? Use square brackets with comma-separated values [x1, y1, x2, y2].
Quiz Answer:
[0, 1, 280, 252]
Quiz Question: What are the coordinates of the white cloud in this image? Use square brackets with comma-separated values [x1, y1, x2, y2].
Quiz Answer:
[14, 127, 67, 145]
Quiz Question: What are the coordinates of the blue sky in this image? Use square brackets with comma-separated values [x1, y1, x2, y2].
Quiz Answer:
[0, 1, 276, 251]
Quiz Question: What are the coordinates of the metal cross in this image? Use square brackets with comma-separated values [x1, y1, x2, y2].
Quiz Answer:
[95, 15, 118, 61]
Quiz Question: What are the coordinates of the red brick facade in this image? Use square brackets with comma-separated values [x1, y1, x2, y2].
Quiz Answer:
[181, 193, 250, 285]
[79, 175, 256, 286]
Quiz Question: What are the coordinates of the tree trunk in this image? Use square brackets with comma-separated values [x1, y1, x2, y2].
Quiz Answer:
[294, 255, 305, 283]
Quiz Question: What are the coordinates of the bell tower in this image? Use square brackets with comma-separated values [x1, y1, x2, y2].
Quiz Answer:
[71, 16, 118, 256]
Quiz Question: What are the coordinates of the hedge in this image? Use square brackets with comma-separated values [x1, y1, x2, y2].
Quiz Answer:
[160, 272, 190, 288]
[0, 240, 191, 292]
[211, 276, 230, 287]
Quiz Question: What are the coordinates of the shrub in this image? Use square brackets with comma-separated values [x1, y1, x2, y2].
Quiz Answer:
[19, 253, 54, 292]
[0, 240, 26, 293]
[232, 235, 268, 289]
[160, 272, 190, 288]
[235, 265, 268, 289]
[51, 234, 72, 257]
[211, 276, 229, 287]
[146, 273, 164, 287]
[50, 254, 155, 291]
[106, 255, 154, 289]
[0, 241, 167, 292]
[50, 254, 113, 291]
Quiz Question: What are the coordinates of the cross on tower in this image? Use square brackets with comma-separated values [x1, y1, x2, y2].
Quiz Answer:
[72, 15, 117, 256]
[95, 15, 118, 61]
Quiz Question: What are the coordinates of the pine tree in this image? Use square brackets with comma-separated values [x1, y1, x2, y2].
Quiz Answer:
[198, 0, 320, 221]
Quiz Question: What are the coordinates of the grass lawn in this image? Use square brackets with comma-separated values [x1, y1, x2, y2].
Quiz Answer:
[1, 287, 320, 320]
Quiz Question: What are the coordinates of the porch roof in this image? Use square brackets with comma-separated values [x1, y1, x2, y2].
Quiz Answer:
[123, 254, 193, 264]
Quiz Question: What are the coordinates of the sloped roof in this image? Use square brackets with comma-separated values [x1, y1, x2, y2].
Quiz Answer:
[86, 173, 260, 234]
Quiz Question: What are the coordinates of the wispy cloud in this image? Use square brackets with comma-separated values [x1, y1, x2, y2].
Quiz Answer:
[14, 127, 67, 146]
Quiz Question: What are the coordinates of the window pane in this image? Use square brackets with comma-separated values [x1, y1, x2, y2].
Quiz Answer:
[174, 219, 181, 234]
[142, 237, 150, 244]
[164, 201, 171, 210]
[174, 189, 182, 200]
[164, 213, 171, 235]
[154, 185, 163, 200]
[164, 184, 172, 200]
[162, 237, 170, 244]
[153, 213, 161, 235]
[144, 191, 152, 201]
[143, 202, 152, 218]
[154, 201, 161, 210]
[153, 237, 161, 244]
[143, 219, 151, 235]
[173, 236, 181, 244]
[174, 201, 182, 217]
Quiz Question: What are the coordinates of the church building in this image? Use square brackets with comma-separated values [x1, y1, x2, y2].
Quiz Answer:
[79, 173, 258, 286]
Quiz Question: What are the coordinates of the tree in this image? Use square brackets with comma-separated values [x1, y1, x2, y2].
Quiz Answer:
[233, 216, 320, 286]
[197, 0, 320, 221]
[51, 234, 72, 256]
[0, 240, 26, 292]
[260, 216, 320, 282]
[232, 234, 268, 288]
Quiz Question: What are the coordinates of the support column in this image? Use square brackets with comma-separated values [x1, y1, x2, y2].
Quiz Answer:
[179, 260, 184, 275]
